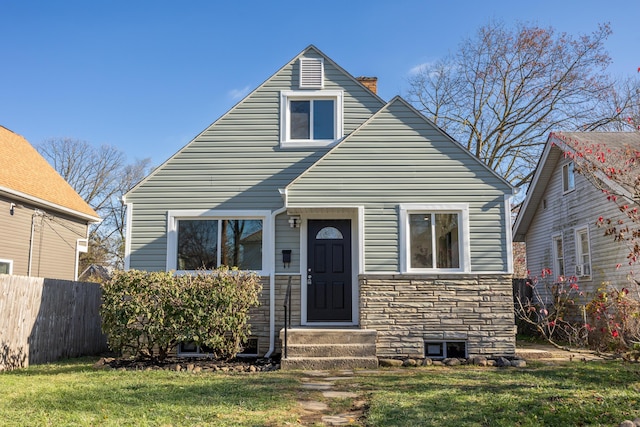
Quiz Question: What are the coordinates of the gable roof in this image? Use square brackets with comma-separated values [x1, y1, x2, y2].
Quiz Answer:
[286, 96, 515, 195]
[124, 45, 386, 200]
[513, 131, 640, 241]
[0, 126, 100, 221]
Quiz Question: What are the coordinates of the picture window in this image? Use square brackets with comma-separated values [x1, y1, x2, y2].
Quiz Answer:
[176, 218, 263, 271]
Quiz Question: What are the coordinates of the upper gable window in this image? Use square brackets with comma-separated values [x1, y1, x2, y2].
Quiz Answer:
[299, 58, 324, 89]
[280, 90, 343, 148]
[562, 162, 575, 193]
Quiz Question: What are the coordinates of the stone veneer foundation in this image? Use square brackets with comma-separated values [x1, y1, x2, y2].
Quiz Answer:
[360, 274, 516, 359]
[248, 274, 515, 359]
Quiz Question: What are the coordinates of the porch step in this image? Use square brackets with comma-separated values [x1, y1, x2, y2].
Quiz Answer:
[281, 356, 379, 370]
[286, 343, 376, 358]
[280, 328, 378, 370]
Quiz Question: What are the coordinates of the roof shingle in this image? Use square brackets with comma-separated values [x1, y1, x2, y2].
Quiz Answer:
[0, 126, 99, 220]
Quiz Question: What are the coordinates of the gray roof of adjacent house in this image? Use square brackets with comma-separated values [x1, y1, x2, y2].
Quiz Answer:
[513, 131, 640, 241]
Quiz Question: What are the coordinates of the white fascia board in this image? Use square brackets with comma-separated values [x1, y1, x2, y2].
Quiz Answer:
[0, 186, 101, 223]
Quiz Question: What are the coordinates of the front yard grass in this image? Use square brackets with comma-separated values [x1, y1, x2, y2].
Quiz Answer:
[0, 357, 639, 426]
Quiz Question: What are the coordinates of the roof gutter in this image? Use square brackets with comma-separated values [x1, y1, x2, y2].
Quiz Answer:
[0, 186, 101, 223]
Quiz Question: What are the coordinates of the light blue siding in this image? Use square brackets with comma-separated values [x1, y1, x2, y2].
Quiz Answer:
[125, 47, 383, 271]
[287, 98, 513, 272]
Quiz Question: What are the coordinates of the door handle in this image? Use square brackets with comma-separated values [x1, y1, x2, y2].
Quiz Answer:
[307, 274, 312, 285]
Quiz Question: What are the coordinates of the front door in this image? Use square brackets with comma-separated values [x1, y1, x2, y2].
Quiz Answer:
[307, 220, 352, 322]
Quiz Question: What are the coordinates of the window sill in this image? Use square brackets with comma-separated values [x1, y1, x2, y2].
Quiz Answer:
[404, 268, 468, 274]
[280, 139, 340, 149]
[174, 269, 268, 277]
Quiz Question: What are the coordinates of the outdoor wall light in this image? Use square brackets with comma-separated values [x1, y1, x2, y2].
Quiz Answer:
[288, 216, 300, 228]
[9, 203, 15, 216]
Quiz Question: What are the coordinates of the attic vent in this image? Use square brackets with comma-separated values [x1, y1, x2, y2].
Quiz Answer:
[299, 58, 324, 89]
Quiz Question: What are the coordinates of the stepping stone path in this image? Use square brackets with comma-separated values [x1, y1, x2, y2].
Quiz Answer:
[298, 370, 365, 426]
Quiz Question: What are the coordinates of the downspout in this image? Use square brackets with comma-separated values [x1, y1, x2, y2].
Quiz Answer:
[265, 203, 288, 358]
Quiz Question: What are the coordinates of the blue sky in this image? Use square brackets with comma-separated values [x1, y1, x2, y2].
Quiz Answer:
[2, 0, 638, 166]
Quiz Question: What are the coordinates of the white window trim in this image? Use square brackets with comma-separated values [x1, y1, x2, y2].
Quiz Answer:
[562, 162, 575, 194]
[167, 209, 272, 276]
[297, 208, 361, 326]
[280, 90, 344, 148]
[551, 234, 564, 279]
[399, 204, 471, 273]
[574, 225, 592, 279]
[0, 258, 13, 275]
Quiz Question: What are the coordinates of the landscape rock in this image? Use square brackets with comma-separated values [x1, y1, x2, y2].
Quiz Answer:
[378, 358, 403, 367]
[422, 358, 433, 366]
[619, 421, 635, 427]
[402, 359, 418, 367]
[469, 356, 488, 366]
[443, 358, 461, 366]
[511, 359, 527, 368]
[494, 357, 511, 367]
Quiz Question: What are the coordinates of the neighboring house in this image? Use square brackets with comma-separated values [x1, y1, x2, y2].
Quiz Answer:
[0, 126, 100, 280]
[124, 46, 516, 366]
[513, 132, 640, 297]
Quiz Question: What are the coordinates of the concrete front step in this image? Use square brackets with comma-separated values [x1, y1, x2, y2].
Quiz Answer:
[280, 328, 377, 345]
[286, 343, 377, 358]
[280, 328, 378, 370]
[280, 356, 379, 370]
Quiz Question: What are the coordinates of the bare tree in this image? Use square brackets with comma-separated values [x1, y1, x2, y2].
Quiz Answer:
[37, 138, 151, 270]
[407, 21, 640, 192]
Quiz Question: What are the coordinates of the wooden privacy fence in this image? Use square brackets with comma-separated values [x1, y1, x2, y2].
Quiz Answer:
[0, 274, 108, 370]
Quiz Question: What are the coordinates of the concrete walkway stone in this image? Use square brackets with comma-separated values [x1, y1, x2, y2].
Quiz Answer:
[298, 370, 364, 426]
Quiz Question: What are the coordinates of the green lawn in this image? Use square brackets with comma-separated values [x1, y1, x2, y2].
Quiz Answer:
[1, 358, 639, 426]
[357, 363, 640, 427]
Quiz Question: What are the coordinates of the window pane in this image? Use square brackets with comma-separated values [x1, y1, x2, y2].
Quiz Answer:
[290, 101, 310, 139]
[221, 220, 262, 270]
[554, 237, 564, 276]
[313, 100, 334, 139]
[435, 214, 459, 268]
[316, 226, 343, 240]
[579, 231, 590, 264]
[563, 162, 575, 192]
[0, 262, 9, 274]
[177, 220, 218, 270]
[409, 214, 433, 268]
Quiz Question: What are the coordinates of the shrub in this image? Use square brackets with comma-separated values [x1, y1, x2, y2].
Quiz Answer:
[514, 269, 590, 347]
[100, 268, 262, 361]
[586, 285, 640, 352]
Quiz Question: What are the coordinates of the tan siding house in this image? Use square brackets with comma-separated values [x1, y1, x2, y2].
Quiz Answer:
[0, 126, 100, 280]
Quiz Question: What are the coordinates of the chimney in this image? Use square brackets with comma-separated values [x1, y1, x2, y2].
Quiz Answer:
[356, 76, 377, 94]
